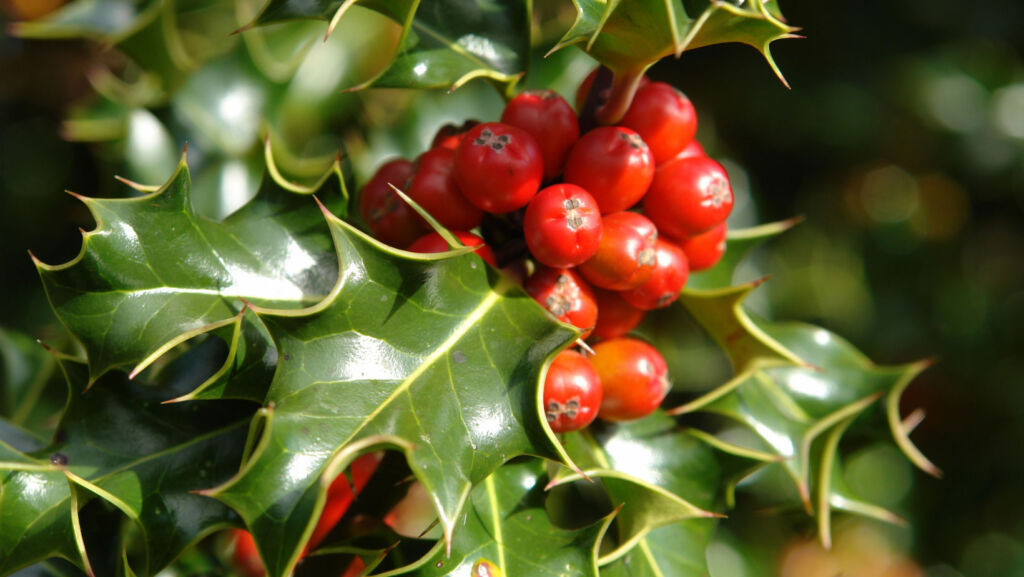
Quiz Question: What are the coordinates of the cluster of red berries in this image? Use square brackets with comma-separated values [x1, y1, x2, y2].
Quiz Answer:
[359, 69, 733, 434]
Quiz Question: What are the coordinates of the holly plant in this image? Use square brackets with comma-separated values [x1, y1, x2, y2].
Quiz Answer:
[1, 1, 936, 577]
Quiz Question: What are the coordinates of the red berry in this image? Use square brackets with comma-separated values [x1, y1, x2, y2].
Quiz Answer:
[543, 349, 602, 433]
[501, 90, 580, 180]
[231, 530, 265, 577]
[675, 139, 706, 160]
[407, 147, 482, 230]
[643, 156, 733, 239]
[575, 67, 650, 112]
[408, 231, 496, 267]
[523, 183, 603, 268]
[591, 288, 646, 342]
[525, 267, 598, 339]
[563, 126, 655, 214]
[454, 122, 543, 213]
[619, 81, 698, 164]
[575, 68, 601, 112]
[303, 453, 381, 555]
[680, 222, 727, 271]
[592, 338, 670, 421]
[431, 120, 479, 150]
[304, 473, 354, 555]
[620, 238, 690, 310]
[578, 211, 658, 290]
[358, 158, 428, 248]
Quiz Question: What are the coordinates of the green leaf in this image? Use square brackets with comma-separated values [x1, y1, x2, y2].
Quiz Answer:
[554, 0, 691, 73]
[677, 282, 805, 372]
[0, 328, 65, 437]
[248, 0, 532, 94]
[815, 416, 906, 550]
[669, 302, 935, 541]
[0, 352, 252, 576]
[554, 414, 721, 566]
[402, 459, 610, 577]
[598, 520, 715, 577]
[35, 148, 348, 382]
[0, 434, 88, 576]
[758, 321, 940, 477]
[206, 213, 577, 577]
[679, 0, 801, 87]
[686, 217, 802, 291]
[553, 0, 798, 83]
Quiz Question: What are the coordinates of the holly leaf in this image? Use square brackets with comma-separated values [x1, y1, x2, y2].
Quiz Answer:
[0, 430, 89, 576]
[598, 519, 716, 577]
[679, 0, 800, 87]
[686, 217, 802, 291]
[670, 292, 935, 539]
[814, 415, 906, 550]
[35, 146, 347, 382]
[246, 0, 531, 94]
[205, 211, 577, 577]
[553, 0, 691, 73]
[0, 328, 66, 438]
[758, 321, 939, 477]
[0, 351, 252, 576]
[398, 459, 609, 576]
[553, 0, 798, 83]
[553, 414, 721, 565]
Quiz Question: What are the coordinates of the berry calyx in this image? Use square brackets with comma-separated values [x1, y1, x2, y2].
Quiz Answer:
[542, 349, 602, 433]
[619, 81, 698, 164]
[643, 155, 733, 239]
[680, 222, 727, 271]
[563, 126, 655, 214]
[591, 338, 670, 421]
[358, 158, 428, 249]
[620, 238, 690, 310]
[501, 90, 580, 181]
[578, 211, 658, 290]
[455, 122, 543, 213]
[523, 183, 603, 268]
[525, 267, 598, 338]
[408, 230, 496, 267]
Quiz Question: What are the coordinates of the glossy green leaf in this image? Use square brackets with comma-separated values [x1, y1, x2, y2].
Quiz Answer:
[0, 352, 252, 576]
[207, 212, 577, 577]
[759, 321, 940, 477]
[248, 0, 531, 94]
[815, 416, 906, 550]
[598, 520, 715, 577]
[554, 414, 721, 566]
[401, 459, 609, 577]
[686, 217, 802, 291]
[0, 328, 64, 437]
[670, 301, 934, 542]
[35, 149, 347, 382]
[679, 0, 800, 87]
[0, 433, 87, 576]
[553, 0, 798, 83]
[169, 308, 276, 403]
[677, 282, 804, 372]
[554, 0, 691, 73]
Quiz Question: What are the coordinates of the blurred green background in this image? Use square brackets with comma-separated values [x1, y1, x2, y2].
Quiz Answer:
[1, 1, 1021, 576]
